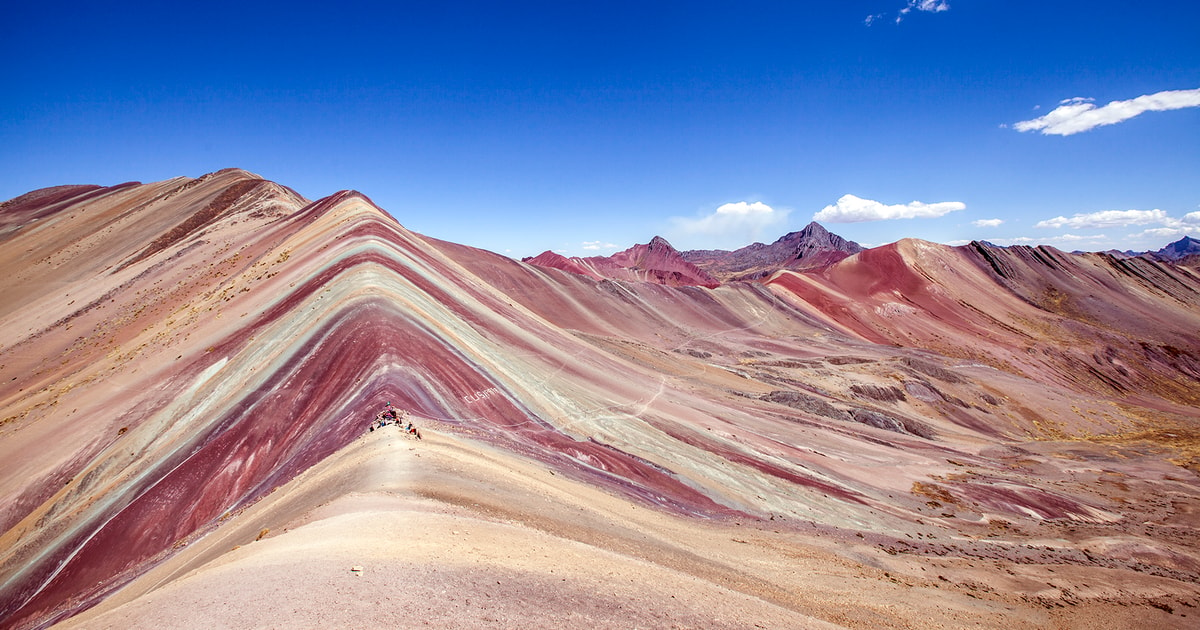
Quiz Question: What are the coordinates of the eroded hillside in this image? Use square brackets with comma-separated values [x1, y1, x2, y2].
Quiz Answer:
[1, 171, 1198, 629]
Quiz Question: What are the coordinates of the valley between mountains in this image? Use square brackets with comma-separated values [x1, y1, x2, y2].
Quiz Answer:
[1, 169, 1198, 628]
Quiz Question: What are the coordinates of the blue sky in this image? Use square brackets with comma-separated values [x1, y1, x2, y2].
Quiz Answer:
[2, 1, 1198, 257]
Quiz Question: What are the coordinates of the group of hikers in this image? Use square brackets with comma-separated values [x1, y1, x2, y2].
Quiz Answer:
[370, 402, 421, 439]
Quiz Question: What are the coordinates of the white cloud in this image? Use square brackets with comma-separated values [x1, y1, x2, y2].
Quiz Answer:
[1139, 227, 1192, 239]
[896, 0, 950, 22]
[1014, 88, 1200, 136]
[581, 240, 619, 251]
[1136, 212, 1200, 238]
[972, 218, 1004, 227]
[1053, 234, 1101, 242]
[1035, 209, 1169, 229]
[670, 201, 790, 243]
[867, 1, 949, 25]
[984, 234, 1109, 246]
[910, 0, 950, 12]
[813, 194, 965, 223]
[957, 209, 1196, 249]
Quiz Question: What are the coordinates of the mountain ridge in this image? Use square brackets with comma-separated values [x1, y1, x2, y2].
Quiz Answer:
[1153, 235, 1200, 262]
[681, 221, 865, 281]
[2, 171, 1199, 629]
[523, 235, 720, 288]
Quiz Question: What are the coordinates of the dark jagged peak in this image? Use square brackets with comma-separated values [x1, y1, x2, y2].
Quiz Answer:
[682, 221, 863, 281]
[523, 236, 720, 288]
[780, 221, 864, 260]
[778, 221, 835, 243]
[1088, 237, 1200, 262]
[1156, 235, 1200, 260]
[648, 235, 673, 249]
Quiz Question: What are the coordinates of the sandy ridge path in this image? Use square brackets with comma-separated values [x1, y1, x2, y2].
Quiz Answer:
[53, 422, 1191, 630]
[57, 425, 845, 629]
[54, 424, 423, 627]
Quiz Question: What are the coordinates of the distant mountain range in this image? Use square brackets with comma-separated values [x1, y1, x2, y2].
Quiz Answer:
[528, 225, 1197, 287]
[523, 222, 864, 286]
[523, 236, 721, 288]
[1147, 235, 1200, 261]
[681, 221, 864, 281]
[1086, 235, 1200, 262]
[4, 170, 1200, 628]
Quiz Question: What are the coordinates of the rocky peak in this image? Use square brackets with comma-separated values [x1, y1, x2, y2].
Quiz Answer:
[524, 236, 719, 288]
[780, 222, 861, 254]
[682, 222, 863, 281]
[648, 235, 674, 250]
[1157, 235, 1200, 260]
[781, 221, 830, 241]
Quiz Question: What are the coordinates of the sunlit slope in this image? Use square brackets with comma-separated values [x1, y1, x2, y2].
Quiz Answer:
[59, 427, 863, 630]
[1, 172, 1198, 628]
[768, 238, 1200, 405]
[1, 170, 887, 625]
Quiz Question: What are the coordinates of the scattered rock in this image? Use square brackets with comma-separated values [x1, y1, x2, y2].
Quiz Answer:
[901, 357, 966, 384]
[851, 408, 935, 438]
[761, 390, 847, 420]
[850, 383, 906, 402]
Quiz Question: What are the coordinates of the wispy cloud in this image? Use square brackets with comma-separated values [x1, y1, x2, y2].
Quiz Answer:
[1035, 209, 1170, 229]
[1014, 88, 1200, 136]
[1026, 208, 1199, 247]
[814, 194, 965, 222]
[670, 201, 791, 246]
[581, 240, 619, 251]
[1138, 227, 1194, 239]
[868, 0, 950, 25]
[903, 0, 950, 16]
[972, 218, 1004, 227]
[977, 234, 1110, 247]
[952, 214, 1198, 248]
[1036, 208, 1200, 231]
[1131, 211, 1200, 238]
